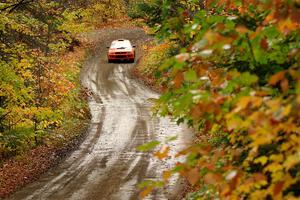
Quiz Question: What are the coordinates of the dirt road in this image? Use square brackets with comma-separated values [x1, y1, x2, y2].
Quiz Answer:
[8, 28, 191, 200]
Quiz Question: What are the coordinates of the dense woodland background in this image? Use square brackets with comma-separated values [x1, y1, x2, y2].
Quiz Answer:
[0, 0, 126, 159]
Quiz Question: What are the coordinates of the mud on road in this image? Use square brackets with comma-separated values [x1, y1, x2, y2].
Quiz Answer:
[8, 28, 191, 200]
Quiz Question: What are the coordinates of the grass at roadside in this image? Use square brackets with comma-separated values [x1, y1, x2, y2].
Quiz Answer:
[133, 40, 176, 92]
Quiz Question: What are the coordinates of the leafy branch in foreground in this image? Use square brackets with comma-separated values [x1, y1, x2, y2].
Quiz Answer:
[136, 0, 300, 199]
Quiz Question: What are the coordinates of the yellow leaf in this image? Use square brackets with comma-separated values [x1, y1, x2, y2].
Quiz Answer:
[249, 189, 268, 200]
[264, 163, 283, 173]
[140, 187, 153, 199]
[281, 142, 292, 151]
[235, 96, 251, 111]
[227, 117, 243, 131]
[250, 128, 274, 147]
[251, 96, 263, 108]
[280, 122, 298, 134]
[278, 19, 299, 34]
[281, 104, 292, 117]
[271, 171, 284, 182]
[284, 153, 300, 170]
[254, 156, 268, 166]
[163, 170, 172, 183]
[270, 154, 284, 163]
[290, 134, 300, 144]
[266, 99, 281, 112]
[253, 173, 268, 187]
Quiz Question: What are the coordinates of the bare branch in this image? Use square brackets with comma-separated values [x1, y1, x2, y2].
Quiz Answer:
[0, 0, 33, 13]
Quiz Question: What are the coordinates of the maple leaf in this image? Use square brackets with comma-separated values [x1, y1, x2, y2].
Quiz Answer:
[260, 38, 269, 50]
[280, 78, 289, 92]
[273, 181, 284, 197]
[173, 72, 184, 89]
[186, 168, 200, 186]
[139, 187, 153, 199]
[203, 172, 223, 185]
[269, 71, 286, 85]
[154, 146, 170, 160]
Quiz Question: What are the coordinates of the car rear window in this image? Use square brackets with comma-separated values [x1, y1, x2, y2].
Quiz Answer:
[110, 40, 131, 49]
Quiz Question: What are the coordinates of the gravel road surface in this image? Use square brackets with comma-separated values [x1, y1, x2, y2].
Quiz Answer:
[8, 28, 191, 200]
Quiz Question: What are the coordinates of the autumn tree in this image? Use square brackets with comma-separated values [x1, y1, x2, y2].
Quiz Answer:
[0, 0, 125, 157]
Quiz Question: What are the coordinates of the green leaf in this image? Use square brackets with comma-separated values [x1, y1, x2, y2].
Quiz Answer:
[263, 26, 280, 39]
[166, 135, 178, 142]
[137, 141, 160, 151]
[138, 180, 164, 189]
[172, 165, 185, 173]
[238, 72, 258, 86]
[184, 69, 198, 82]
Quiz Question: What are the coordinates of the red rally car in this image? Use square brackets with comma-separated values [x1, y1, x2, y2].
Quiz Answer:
[107, 39, 136, 63]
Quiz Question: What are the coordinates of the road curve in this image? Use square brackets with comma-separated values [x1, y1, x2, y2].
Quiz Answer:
[8, 28, 191, 200]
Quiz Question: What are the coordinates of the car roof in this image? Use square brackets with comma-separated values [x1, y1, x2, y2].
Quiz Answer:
[110, 39, 132, 49]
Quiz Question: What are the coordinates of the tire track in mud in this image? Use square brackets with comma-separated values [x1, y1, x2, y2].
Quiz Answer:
[8, 28, 191, 200]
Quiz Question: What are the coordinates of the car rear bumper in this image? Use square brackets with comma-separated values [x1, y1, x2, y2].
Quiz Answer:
[108, 53, 135, 60]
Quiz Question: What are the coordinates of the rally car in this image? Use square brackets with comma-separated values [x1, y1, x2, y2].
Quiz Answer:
[107, 39, 135, 63]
